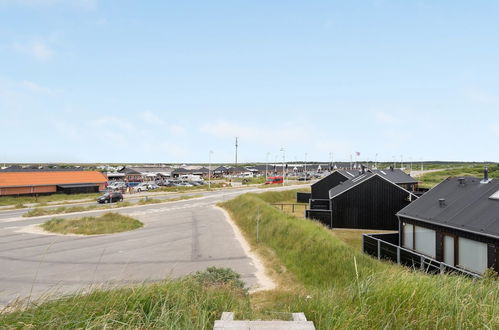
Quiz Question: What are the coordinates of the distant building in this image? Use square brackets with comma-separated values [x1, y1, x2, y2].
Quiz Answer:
[0, 170, 107, 196]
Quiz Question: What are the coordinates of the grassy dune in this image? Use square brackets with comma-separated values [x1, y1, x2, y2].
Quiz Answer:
[0, 276, 251, 329]
[41, 212, 143, 235]
[419, 164, 499, 188]
[2, 189, 497, 329]
[220, 190, 499, 329]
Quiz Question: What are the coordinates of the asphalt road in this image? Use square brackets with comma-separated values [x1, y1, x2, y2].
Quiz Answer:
[0, 185, 305, 307]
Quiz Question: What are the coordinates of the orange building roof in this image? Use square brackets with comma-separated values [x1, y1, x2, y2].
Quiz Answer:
[0, 171, 108, 187]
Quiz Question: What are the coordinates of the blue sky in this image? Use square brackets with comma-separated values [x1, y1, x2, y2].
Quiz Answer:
[1, 0, 498, 164]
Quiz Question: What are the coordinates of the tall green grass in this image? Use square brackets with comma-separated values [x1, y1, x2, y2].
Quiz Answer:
[0, 278, 252, 329]
[221, 190, 499, 329]
[419, 164, 499, 188]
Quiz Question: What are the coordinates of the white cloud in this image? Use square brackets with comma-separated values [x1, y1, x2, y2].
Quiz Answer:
[373, 111, 396, 124]
[13, 40, 54, 60]
[140, 110, 186, 136]
[467, 89, 499, 105]
[20, 80, 56, 94]
[0, 0, 97, 9]
[201, 119, 311, 145]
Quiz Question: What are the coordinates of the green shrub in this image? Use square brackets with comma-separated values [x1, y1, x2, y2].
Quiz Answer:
[192, 267, 246, 290]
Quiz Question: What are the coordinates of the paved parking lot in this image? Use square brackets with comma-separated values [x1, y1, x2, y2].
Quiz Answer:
[0, 191, 262, 306]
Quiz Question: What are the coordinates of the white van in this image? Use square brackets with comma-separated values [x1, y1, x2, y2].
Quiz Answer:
[240, 172, 254, 178]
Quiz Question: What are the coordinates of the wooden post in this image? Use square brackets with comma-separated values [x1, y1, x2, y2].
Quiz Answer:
[292, 204, 295, 213]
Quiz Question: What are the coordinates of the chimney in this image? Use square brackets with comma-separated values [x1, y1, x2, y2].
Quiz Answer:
[439, 198, 446, 208]
[390, 166, 394, 171]
[458, 177, 465, 186]
[481, 167, 490, 184]
[361, 165, 366, 174]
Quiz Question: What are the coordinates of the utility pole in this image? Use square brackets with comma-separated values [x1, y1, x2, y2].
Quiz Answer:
[234, 137, 239, 168]
[265, 152, 270, 181]
[304, 153, 308, 178]
[281, 147, 285, 186]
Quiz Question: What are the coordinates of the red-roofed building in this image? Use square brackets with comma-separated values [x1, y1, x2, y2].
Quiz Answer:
[0, 171, 108, 196]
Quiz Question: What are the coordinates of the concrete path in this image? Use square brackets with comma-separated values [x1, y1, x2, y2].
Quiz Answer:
[0, 185, 305, 307]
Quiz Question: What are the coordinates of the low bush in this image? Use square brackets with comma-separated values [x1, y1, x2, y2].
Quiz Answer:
[41, 212, 143, 235]
[192, 266, 246, 290]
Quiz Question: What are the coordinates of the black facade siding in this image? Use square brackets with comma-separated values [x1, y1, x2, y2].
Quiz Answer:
[296, 192, 311, 203]
[330, 176, 413, 230]
[399, 216, 499, 272]
[305, 209, 332, 227]
[309, 199, 330, 210]
[311, 172, 349, 199]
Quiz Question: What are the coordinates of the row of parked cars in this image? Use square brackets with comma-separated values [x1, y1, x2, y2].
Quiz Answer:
[107, 180, 206, 192]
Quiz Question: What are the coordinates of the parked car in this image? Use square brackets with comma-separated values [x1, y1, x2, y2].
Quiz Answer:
[147, 183, 160, 190]
[178, 182, 194, 187]
[133, 183, 150, 192]
[265, 176, 284, 184]
[108, 181, 127, 190]
[97, 192, 123, 204]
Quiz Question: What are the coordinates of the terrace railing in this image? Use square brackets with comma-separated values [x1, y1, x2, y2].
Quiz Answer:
[363, 233, 481, 279]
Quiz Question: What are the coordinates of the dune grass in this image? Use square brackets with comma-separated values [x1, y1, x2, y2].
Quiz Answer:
[41, 212, 143, 235]
[419, 164, 499, 188]
[23, 195, 202, 217]
[23, 201, 133, 217]
[0, 272, 251, 329]
[220, 190, 499, 329]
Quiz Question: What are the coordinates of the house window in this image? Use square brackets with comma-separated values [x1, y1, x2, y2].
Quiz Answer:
[443, 235, 454, 266]
[414, 225, 436, 258]
[402, 222, 414, 249]
[458, 237, 488, 274]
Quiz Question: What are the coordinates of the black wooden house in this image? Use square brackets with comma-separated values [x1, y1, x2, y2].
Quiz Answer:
[396, 174, 499, 275]
[326, 172, 417, 230]
[306, 168, 418, 229]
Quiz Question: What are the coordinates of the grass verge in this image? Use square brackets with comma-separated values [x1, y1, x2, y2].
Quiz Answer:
[41, 212, 143, 235]
[0, 270, 252, 328]
[219, 190, 498, 329]
[0, 192, 101, 207]
[23, 195, 201, 217]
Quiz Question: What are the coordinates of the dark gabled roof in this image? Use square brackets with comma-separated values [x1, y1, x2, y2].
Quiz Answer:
[192, 167, 209, 173]
[369, 169, 418, 184]
[227, 166, 248, 173]
[397, 176, 499, 239]
[172, 168, 191, 173]
[122, 166, 173, 174]
[213, 166, 229, 172]
[311, 169, 358, 189]
[328, 172, 417, 200]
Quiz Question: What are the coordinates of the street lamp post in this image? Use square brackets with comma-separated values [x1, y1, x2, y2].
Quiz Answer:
[208, 150, 213, 189]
